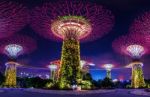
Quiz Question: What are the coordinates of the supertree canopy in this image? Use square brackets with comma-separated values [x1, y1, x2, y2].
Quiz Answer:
[126, 44, 145, 58]
[31, 0, 114, 42]
[80, 60, 95, 74]
[103, 64, 114, 70]
[112, 34, 149, 59]
[0, 35, 36, 87]
[112, 34, 149, 88]
[0, 35, 36, 59]
[4, 44, 23, 58]
[31, 0, 114, 89]
[0, 1, 29, 38]
[48, 64, 57, 71]
[51, 16, 92, 40]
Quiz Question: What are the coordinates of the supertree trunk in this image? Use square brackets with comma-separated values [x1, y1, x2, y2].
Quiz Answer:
[58, 38, 81, 89]
[131, 63, 145, 88]
[4, 62, 17, 87]
[50, 70, 56, 82]
[106, 70, 111, 79]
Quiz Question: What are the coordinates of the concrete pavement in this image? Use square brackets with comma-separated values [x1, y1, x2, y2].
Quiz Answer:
[0, 89, 148, 97]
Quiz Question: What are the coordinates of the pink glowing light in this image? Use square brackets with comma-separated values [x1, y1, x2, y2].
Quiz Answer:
[112, 34, 150, 58]
[31, 0, 114, 42]
[51, 16, 92, 40]
[130, 11, 150, 35]
[0, 1, 29, 38]
[0, 35, 37, 58]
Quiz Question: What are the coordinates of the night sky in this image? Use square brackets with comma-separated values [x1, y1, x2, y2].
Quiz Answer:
[0, 0, 150, 80]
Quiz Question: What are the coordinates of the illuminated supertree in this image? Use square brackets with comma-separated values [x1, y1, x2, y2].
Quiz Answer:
[80, 60, 95, 69]
[0, 1, 29, 38]
[112, 34, 150, 88]
[50, 59, 95, 81]
[80, 60, 95, 79]
[31, 0, 114, 89]
[103, 64, 114, 79]
[95, 53, 121, 79]
[49, 60, 61, 80]
[48, 64, 57, 82]
[0, 35, 36, 87]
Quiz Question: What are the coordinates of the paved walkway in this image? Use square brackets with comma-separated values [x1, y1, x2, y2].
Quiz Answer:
[0, 89, 148, 97]
[130, 89, 150, 96]
[25, 88, 115, 95]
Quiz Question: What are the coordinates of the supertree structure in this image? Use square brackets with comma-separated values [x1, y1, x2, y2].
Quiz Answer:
[103, 64, 114, 79]
[50, 59, 95, 81]
[0, 1, 29, 38]
[49, 60, 61, 80]
[80, 60, 95, 69]
[95, 53, 121, 79]
[80, 60, 95, 79]
[0, 35, 36, 87]
[31, 0, 114, 89]
[48, 64, 58, 82]
[112, 34, 150, 88]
